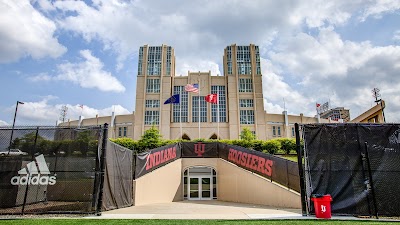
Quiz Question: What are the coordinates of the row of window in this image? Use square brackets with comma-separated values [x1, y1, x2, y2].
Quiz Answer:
[226, 45, 261, 75]
[138, 46, 172, 76]
[272, 126, 296, 137]
[145, 79, 253, 93]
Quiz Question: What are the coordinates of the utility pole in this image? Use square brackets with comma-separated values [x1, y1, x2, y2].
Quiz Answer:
[59, 105, 68, 123]
[371, 88, 386, 123]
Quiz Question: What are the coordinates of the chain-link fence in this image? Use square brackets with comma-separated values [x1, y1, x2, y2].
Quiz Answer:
[0, 125, 107, 215]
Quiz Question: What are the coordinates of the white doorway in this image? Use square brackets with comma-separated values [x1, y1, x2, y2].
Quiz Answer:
[184, 167, 217, 200]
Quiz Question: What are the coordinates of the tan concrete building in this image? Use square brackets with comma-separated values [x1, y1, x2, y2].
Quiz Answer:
[62, 44, 326, 140]
[351, 100, 386, 123]
[320, 107, 350, 122]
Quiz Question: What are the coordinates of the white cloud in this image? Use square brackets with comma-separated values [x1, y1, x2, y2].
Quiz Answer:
[266, 28, 400, 121]
[0, 120, 8, 126]
[3, 96, 130, 126]
[0, 0, 66, 63]
[360, 0, 400, 21]
[177, 59, 222, 76]
[31, 50, 126, 92]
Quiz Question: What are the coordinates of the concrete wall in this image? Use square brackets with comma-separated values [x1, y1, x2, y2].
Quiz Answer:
[217, 159, 301, 208]
[134, 159, 182, 206]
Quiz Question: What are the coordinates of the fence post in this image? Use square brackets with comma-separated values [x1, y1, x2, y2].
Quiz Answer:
[295, 123, 307, 216]
[22, 127, 39, 215]
[364, 142, 379, 219]
[96, 123, 108, 216]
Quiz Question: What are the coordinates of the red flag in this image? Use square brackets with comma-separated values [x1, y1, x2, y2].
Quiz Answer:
[205, 94, 218, 104]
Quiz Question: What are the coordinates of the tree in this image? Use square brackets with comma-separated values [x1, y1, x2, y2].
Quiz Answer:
[137, 126, 163, 153]
[240, 127, 256, 141]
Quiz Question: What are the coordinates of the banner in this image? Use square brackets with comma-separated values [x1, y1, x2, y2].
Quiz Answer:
[218, 143, 300, 192]
[135, 143, 181, 179]
[181, 142, 219, 158]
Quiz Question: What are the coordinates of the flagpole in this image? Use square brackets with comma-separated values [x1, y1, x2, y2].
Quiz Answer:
[217, 93, 220, 140]
[198, 80, 201, 140]
[180, 88, 182, 140]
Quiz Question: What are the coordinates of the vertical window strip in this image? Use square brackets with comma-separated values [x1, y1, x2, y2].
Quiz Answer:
[138, 47, 143, 75]
[255, 45, 261, 75]
[166, 46, 171, 76]
[211, 85, 226, 122]
[237, 46, 251, 75]
[192, 96, 207, 122]
[147, 46, 162, 75]
[227, 46, 232, 75]
[173, 86, 188, 122]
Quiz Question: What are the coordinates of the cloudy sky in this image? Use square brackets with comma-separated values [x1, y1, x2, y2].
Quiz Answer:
[1, 0, 399, 126]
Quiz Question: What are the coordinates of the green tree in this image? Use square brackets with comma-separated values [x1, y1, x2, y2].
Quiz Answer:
[137, 126, 163, 153]
[240, 127, 256, 141]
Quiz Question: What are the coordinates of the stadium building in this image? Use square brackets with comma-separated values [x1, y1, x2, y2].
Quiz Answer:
[65, 44, 325, 139]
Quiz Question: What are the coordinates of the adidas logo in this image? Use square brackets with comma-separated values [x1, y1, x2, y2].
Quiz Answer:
[11, 154, 57, 186]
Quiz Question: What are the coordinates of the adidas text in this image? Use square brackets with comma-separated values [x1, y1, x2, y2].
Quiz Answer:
[11, 174, 57, 185]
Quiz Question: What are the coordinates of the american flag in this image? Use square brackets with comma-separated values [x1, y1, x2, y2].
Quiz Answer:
[185, 84, 199, 93]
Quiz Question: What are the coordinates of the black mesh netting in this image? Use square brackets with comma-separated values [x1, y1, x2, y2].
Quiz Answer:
[0, 126, 104, 214]
[303, 123, 400, 217]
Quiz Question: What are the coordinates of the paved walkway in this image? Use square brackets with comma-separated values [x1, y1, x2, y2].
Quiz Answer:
[87, 200, 304, 219]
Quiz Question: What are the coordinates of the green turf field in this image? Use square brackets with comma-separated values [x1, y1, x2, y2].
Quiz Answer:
[0, 219, 396, 225]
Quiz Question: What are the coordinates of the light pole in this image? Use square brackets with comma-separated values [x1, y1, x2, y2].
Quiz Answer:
[8, 101, 24, 155]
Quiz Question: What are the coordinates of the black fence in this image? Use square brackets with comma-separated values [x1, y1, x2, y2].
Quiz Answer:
[0, 125, 108, 215]
[301, 123, 400, 217]
[134, 142, 300, 192]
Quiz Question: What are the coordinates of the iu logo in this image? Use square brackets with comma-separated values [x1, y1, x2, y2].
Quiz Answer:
[321, 205, 326, 213]
[194, 142, 205, 157]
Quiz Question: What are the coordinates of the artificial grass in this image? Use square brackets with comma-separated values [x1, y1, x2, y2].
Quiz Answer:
[0, 219, 396, 225]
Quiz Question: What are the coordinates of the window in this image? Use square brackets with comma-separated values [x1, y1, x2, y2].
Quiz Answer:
[272, 126, 276, 136]
[240, 110, 254, 124]
[211, 86, 227, 122]
[173, 86, 188, 122]
[238, 78, 253, 92]
[146, 79, 160, 93]
[236, 46, 251, 75]
[226, 46, 232, 75]
[192, 96, 207, 122]
[292, 127, 295, 137]
[147, 46, 162, 75]
[138, 47, 143, 75]
[145, 100, 160, 108]
[144, 110, 159, 125]
[239, 99, 253, 107]
[166, 46, 172, 76]
[118, 127, 127, 137]
[277, 126, 281, 136]
[255, 45, 261, 75]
